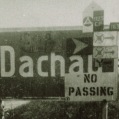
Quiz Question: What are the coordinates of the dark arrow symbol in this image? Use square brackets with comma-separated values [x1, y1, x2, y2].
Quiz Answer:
[104, 36, 114, 40]
[95, 34, 115, 43]
[104, 51, 114, 54]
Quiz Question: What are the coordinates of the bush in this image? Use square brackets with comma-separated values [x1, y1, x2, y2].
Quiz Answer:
[6, 101, 119, 119]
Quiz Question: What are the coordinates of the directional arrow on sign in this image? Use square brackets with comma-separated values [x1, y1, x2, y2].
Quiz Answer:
[72, 38, 88, 54]
[104, 35, 114, 40]
[104, 51, 114, 54]
[93, 46, 117, 58]
[95, 34, 114, 42]
[93, 32, 117, 46]
[66, 37, 93, 57]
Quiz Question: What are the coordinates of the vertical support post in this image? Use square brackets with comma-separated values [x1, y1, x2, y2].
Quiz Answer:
[102, 100, 108, 119]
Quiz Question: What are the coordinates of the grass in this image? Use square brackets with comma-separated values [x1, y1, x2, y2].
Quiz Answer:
[5, 100, 119, 119]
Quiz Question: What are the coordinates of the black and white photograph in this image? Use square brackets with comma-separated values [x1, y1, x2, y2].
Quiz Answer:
[0, 0, 119, 119]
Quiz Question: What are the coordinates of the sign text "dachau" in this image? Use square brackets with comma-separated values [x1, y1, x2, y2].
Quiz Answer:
[1, 46, 99, 78]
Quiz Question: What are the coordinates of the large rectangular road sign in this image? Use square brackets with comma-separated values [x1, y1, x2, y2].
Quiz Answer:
[0, 27, 82, 98]
[0, 27, 118, 101]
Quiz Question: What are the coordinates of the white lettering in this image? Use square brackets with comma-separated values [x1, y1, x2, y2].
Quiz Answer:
[69, 56, 83, 74]
[0, 46, 15, 77]
[37, 56, 48, 77]
[51, 53, 65, 77]
[19, 56, 33, 77]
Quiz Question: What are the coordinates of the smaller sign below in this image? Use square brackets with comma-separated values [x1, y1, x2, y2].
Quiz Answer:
[93, 10, 104, 31]
[110, 22, 119, 31]
[102, 59, 114, 72]
[93, 31, 117, 46]
[65, 69, 117, 101]
[93, 46, 118, 58]
[93, 59, 114, 72]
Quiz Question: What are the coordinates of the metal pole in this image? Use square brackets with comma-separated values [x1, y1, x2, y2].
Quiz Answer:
[102, 100, 108, 119]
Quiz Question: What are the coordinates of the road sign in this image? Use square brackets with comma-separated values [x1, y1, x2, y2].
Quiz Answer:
[102, 59, 114, 72]
[83, 2, 103, 33]
[65, 30, 118, 101]
[93, 46, 118, 58]
[93, 59, 114, 72]
[93, 10, 104, 31]
[93, 31, 118, 46]
[110, 22, 119, 31]
[0, 27, 84, 98]
[65, 57, 118, 101]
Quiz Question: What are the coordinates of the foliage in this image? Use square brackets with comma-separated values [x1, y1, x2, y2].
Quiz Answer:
[5, 100, 119, 119]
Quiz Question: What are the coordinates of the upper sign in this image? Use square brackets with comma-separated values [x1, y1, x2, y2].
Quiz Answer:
[93, 31, 118, 46]
[110, 22, 119, 31]
[83, 2, 103, 33]
[93, 10, 104, 31]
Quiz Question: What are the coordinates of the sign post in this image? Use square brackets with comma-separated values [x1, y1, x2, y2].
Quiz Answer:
[102, 100, 108, 119]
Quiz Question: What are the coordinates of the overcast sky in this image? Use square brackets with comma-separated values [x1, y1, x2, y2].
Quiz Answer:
[0, 0, 118, 28]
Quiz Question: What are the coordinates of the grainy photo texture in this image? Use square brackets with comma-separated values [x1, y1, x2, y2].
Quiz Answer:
[0, 0, 119, 119]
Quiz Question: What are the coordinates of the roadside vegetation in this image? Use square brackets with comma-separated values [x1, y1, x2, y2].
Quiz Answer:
[5, 100, 119, 119]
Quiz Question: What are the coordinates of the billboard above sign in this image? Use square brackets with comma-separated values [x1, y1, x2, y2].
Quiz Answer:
[93, 31, 118, 46]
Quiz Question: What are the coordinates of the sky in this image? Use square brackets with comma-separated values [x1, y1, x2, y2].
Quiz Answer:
[0, 0, 118, 28]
